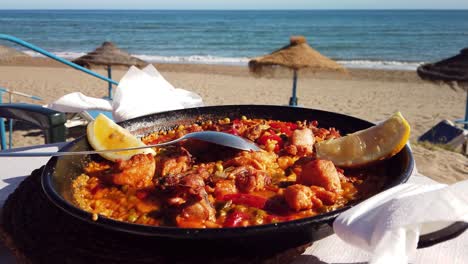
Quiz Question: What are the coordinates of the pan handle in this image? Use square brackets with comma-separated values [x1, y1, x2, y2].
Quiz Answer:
[329, 220, 467, 249]
[417, 221, 468, 249]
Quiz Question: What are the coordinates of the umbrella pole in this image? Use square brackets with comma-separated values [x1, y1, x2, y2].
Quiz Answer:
[107, 65, 113, 100]
[0, 91, 6, 150]
[289, 70, 298, 106]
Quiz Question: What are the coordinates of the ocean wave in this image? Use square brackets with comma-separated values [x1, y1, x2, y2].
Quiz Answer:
[135, 55, 423, 70]
[23, 51, 86, 59]
[337, 60, 424, 71]
[23, 51, 423, 71]
[134, 54, 251, 66]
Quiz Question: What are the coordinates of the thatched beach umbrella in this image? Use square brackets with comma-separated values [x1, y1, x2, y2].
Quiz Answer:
[249, 36, 346, 106]
[73, 42, 147, 99]
[417, 48, 468, 128]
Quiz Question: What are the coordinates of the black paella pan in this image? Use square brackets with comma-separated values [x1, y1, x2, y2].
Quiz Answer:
[41, 105, 417, 257]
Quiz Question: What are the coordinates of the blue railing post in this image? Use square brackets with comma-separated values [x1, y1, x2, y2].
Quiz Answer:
[107, 65, 113, 99]
[464, 89, 468, 129]
[289, 70, 298, 106]
[8, 93, 13, 149]
[0, 92, 6, 150]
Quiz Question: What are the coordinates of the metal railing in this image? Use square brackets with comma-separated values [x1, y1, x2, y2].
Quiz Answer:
[0, 34, 118, 88]
[0, 34, 119, 149]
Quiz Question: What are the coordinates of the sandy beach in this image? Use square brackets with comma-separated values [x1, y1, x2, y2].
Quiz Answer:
[0, 57, 466, 184]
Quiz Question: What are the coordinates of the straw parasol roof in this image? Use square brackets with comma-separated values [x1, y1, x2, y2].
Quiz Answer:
[249, 36, 346, 74]
[72, 41, 147, 68]
[417, 48, 468, 83]
[417, 48, 468, 129]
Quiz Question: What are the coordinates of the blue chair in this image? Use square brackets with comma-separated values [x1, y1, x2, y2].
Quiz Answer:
[0, 87, 43, 149]
[0, 34, 118, 149]
[418, 120, 467, 151]
[0, 103, 67, 149]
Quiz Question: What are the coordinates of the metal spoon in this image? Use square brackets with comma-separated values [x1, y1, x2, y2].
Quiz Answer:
[0, 131, 261, 157]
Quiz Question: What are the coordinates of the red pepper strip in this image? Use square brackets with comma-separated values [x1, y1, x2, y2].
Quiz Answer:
[225, 119, 243, 135]
[269, 122, 298, 136]
[257, 131, 284, 153]
[221, 193, 267, 209]
[225, 128, 239, 135]
[273, 143, 280, 153]
[223, 211, 250, 227]
[257, 132, 283, 146]
[232, 119, 242, 128]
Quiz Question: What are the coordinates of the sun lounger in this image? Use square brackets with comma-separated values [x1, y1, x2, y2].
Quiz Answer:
[418, 120, 468, 153]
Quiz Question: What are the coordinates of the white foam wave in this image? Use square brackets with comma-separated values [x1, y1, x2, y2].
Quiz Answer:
[23, 51, 423, 71]
[337, 60, 423, 71]
[134, 56, 423, 70]
[134, 54, 250, 66]
[23, 50, 87, 59]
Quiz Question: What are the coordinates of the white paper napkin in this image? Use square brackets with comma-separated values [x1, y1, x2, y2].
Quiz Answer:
[47, 92, 113, 113]
[47, 65, 203, 122]
[333, 170, 468, 264]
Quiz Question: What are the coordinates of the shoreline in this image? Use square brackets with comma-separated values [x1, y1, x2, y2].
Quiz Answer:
[0, 56, 423, 83]
[21, 51, 424, 71]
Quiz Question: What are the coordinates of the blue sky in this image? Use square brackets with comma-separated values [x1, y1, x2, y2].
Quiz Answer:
[2, 0, 468, 9]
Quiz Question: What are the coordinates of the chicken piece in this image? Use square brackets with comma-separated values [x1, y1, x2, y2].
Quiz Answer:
[284, 144, 298, 156]
[290, 128, 314, 156]
[182, 173, 205, 189]
[160, 173, 206, 203]
[161, 155, 191, 177]
[310, 186, 337, 205]
[284, 184, 313, 211]
[244, 124, 268, 141]
[176, 197, 217, 227]
[111, 154, 155, 188]
[297, 159, 342, 192]
[160, 172, 216, 224]
[214, 179, 238, 199]
[228, 165, 271, 193]
[161, 173, 216, 227]
[154, 147, 192, 178]
[226, 151, 277, 171]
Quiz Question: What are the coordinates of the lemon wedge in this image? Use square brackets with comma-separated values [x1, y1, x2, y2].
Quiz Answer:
[315, 112, 410, 167]
[86, 114, 155, 161]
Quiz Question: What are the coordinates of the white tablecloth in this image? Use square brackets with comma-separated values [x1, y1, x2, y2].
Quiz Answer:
[0, 144, 466, 264]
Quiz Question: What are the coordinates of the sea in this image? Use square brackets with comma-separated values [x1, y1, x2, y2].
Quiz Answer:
[0, 10, 467, 70]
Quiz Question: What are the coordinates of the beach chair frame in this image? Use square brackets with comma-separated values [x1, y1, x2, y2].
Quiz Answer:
[0, 103, 66, 146]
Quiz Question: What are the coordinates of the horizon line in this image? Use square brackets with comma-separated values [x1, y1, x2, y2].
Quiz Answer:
[1, 8, 467, 11]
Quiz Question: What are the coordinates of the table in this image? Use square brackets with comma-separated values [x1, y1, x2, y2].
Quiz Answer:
[0, 144, 466, 264]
